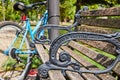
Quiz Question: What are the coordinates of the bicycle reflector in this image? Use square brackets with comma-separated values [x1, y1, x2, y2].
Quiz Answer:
[21, 15, 27, 21]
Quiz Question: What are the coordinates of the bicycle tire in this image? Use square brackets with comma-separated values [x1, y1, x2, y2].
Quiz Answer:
[0, 21, 33, 80]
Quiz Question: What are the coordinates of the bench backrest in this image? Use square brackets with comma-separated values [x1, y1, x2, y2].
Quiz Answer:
[80, 7, 120, 28]
[79, 6, 120, 77]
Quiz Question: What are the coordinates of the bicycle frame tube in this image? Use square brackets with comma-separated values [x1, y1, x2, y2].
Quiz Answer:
[5, 10, 48, 55]
[4, 29, 20, 55]
[19, 10, 48, 52]
[19, 19, 30, 49]
[20, 10, 48, 43]
[4, 20, 30, 55]
[19, 10, 48, 49]
[32, 10, 48, 40]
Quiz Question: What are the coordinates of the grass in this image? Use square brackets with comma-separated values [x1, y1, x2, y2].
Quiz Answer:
[79, 41, 116, 59]
[88, 46, 116, 59]
[1, 25, 45, 70]
[1, 32, 42, 70]
[74, 49, 105, 70]
[71, 40, 117, 71]
[2, 54, 42, 70]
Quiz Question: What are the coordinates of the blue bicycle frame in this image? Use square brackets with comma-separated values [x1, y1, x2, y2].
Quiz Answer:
[4, 10, 48, 55]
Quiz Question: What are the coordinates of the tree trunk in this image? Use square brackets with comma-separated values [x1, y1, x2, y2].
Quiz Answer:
[75, 0, 81, 14]
[74, 0, 81, 31]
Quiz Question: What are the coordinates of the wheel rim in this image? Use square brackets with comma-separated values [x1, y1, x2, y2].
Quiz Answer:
[0, 23, 31, 80]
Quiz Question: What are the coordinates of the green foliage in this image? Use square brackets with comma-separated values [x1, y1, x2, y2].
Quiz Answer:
[60, 0, 76, 22]
[0, 0, 120, 21]
[0, 0, 46, 21]
[2, 55, 42, 70]
[0, 0, 21, 21]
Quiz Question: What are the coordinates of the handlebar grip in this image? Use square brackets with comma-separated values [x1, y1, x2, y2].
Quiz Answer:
[26, 1, 47, 9]
[32, 1, 47, 7]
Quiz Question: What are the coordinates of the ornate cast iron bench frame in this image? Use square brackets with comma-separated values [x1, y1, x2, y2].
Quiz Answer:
[38, 31, 120, 78]
[35, 7, 120, 78]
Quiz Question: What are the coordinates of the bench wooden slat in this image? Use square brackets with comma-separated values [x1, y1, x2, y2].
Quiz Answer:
[69, 41, 113, 66]
[81, 19, 120, 28]
[66, 71, 84, 80]
[80, 25, 114, 34]
[45, 45, 101, 80]
[79, 25, 116, 55]
[80, 24, 120, 76]
[44, 45, 84, 80]
[35, 44, 49, 62]
[61, 47, 101, 80]
[114, 63, 120, 76]
[62, 46, 116, 80]
[81, 7, 120, 16]
[69, 41, 120, 75]
[35, 44, 66, 80]
[80, 41, 120, 76]
[79, 40, 120, 76]
[58, 46, 99, 80]
[80, 40, 116, 55]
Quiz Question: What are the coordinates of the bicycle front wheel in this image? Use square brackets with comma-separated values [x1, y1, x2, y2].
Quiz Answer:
[0, 21, 33, 80]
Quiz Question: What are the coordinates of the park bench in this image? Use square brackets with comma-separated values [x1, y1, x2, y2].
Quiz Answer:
[35, 6, 120, 80]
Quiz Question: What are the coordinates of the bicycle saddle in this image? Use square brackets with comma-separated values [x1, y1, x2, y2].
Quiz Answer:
[13, 2, 26, 12]
[13, 1, 47, 12]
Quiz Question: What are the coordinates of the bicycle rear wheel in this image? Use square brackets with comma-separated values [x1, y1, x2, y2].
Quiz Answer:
[0, 21, 34, 80]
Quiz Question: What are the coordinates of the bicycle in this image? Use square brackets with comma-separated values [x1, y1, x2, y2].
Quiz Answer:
[0, 1, 48, 80]
[3, 9, 80, 80]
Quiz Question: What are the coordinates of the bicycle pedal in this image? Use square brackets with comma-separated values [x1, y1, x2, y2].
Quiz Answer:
[30, 43, 35, 50]
[9, 48, 17, 59]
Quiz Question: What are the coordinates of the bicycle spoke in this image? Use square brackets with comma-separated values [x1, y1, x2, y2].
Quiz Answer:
[0, 21, 30, 79]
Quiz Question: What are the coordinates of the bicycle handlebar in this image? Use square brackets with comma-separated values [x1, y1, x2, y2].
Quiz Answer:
[14, 1, 47, 12]
[31, 1, 47, 7]
[26, 1, 47, 9]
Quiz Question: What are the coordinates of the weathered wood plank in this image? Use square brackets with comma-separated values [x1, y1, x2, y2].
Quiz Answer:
[81, 19, 120, 28]
[35, 44, 49, 62]
[80, 40, 116, 55]
[79, 25, 116, 55]
[79, 41, 120, 76]
[61, 47, 100, 80]
[81, 7, 120, 16]
[35, 44, 66, 80]
[66, 71, 84, 80]
[80, 25, 114, 34]
[69, 41, 114, 66]
[114, 62, 120, 76]
[45, 45, 102, 80]
[79, 25, 117, 55]
[69, 41, 120, 76]
[62, 46, 116, 80]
